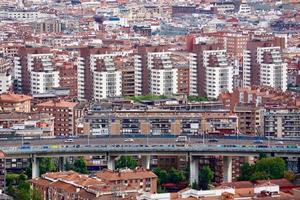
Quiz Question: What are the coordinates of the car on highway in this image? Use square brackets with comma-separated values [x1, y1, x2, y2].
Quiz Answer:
[64, 139, 74, 143]
[20, 145, 31, 150]
[124, 138, 134, 143]
[208, 139, 218, 143]
[176, 136, 188, 143]
[275, 141, 284, 145]
[23, 142, 31, 145]
[50, 145, 58, 149]
[253, 140, 264, 144]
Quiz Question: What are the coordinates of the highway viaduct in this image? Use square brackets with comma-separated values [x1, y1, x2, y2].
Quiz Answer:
[2, 142, 300, 185]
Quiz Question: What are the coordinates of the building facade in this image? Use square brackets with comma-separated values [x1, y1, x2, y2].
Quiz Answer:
[35, 99, 79, 136]
[14, 46, 59, 94]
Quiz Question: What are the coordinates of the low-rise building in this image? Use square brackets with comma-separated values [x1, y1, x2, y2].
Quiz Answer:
[35, 99, 79, 136]
[264, 107, 300, 138]
[95, 168, 157, 193]
[81, 109, 238, 136]
[30, 169, 157, 200]
[0, 93, 32, 113]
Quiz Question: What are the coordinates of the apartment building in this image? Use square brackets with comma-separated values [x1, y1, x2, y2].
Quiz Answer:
[77, 46, 134, 101]
[96, 168, 157, 193]
[135, 48, 197, 96]
[191, 42, 226, 97]
[219, 86, 296, 112]
[206, 32, 249, 59]
[81, 109, 238, 136]
[135, 45, 169, 95]
[264, 107, 300, 138]
[147, 52, 178, 96]
[35, 99, 79, 136]
[203, 49, 233, 99]
[234, 105, 265, 135]
[14, 46, 59, 94]
[0, 151, 5, 192]
[0, 58, 12, 94]
[30, 169, 157, 200]
[0, 10, 55, 20]
[258, 47, 287, 91]
[31, 19, 63, 33]
[122, 67, 135, 96]
[0, 92, 32, 113]
[242, 39, 287, 91]
[58, 63, 77, 99]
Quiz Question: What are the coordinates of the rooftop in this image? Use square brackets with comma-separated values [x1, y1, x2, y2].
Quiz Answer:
[0, 93, 32, 103]
[37, 99, 78, 108]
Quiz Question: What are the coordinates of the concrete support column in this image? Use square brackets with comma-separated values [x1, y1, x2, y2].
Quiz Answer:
[58, 157, 65, 172]
[189, 156, 199, 185]
[32, 155, 39, 179]
[297, 158, 300, 173]
[107, 156, 116, 170]
[223, 156, 232, 183]
[141, 155, 151, 169]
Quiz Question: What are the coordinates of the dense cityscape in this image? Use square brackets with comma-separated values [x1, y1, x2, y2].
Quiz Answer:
[0, 0, 300, 199]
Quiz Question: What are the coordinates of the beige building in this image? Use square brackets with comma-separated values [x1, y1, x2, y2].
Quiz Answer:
[0, 92, 32, 113]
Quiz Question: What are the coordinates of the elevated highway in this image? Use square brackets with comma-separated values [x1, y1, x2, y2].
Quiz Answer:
[0, 137, 300, 184]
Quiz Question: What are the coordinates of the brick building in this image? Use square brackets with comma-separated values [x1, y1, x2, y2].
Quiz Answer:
[35, 99, 79, 136]
[96, 168, 157, 193]
[58, 62, 77, 99]
[30, 169, 157, 200]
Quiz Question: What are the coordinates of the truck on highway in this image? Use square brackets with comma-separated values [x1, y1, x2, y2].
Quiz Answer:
[176, 136, 188, 146]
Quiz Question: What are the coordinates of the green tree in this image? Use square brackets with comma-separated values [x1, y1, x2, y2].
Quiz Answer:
[191, 181, 198, 190]
[116, 156, 137, 170]
[6, 173, 21, 185]
[187, 96, 209, 102]
[39, 158, 57, 175]
[15, 181, 30, 200]
[153, 168, 168, 185]
[238, 163, 254, 181]
[284, 170, 295, 182]
[250, 171, 270, 181]
[30, 188, 43, 200]
[168, 167, 186, 183]
[199, 166, 214, 190]
[7, 184, 15, 196]
[254, 157, 285, 179]
[73, 157, 88, 174]
[259, 152, 267, 160]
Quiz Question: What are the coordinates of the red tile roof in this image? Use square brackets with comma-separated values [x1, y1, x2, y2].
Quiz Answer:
[0, 93, 32, 103]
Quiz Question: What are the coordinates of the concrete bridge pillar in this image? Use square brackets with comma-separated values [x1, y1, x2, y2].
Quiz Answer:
[107, 156, 116, 170]
[141, 155, 150, 169]
[32, 155, 39, 179]
[189, 156, 199, 185]
[58, 157, 66, 172]
[223, 156, 232, 183]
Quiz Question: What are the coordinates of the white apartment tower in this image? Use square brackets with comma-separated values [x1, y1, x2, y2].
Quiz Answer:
[257, 47, 287, 91]
[77, 51, 130, 101]
[203, 50, 233, 99]
[14, 47, 59, 94]
[242, 44, 287, 91]
[147, 52, 178, 96]
[0, 58, 12, 94]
